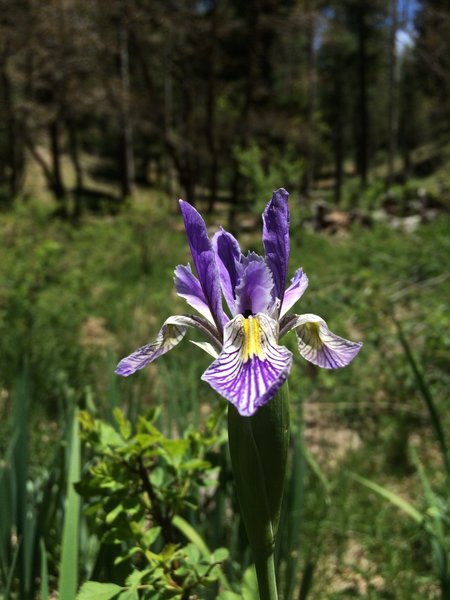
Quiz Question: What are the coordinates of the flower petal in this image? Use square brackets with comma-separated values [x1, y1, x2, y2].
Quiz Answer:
[284, 313, 362, 369]
[235, 253, 274, 316]
[115, 314, 222, 376]
[262, 188, 290, 306]
[115, 316, 187, 376]
[179, 200, 226, 333]
[212, 227, 241, 315]
[174, 264, 215, 324]
[202, 313, 292, 417]
[279, 268, 309, 317]
[190, 340, 219, 358]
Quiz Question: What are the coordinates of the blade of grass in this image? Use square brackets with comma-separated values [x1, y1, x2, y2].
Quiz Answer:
[4, 539, 21, 600]
[0, 431, 18, 586]
[39, 538, 49, 600]
[349, 472, 424, 524]
[58, 411, 81, 600]
[395, 320, 450, 479]
[12, 370, 31, 598]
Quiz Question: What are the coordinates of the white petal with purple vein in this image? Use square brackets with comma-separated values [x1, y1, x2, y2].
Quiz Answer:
[115, 316, 188, 376]
[289, 313, 362, 369]
[202, 313, 292, 416]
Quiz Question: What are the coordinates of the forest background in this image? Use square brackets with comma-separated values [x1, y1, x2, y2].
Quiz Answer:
[0, 1, 449, 599]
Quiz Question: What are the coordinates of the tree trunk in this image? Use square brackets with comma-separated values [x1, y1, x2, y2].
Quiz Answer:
[0, 63, 25, 203]
[206, 0, 219, 214]
[387, 0, 399, 188]
[304, 8, 318, 196]
[49, 120, 67, 212]
[356, 0, 369, 188]
[333, 68, 344, 204]
[118, 15, 134, 200]
[67, 120, 84, 218]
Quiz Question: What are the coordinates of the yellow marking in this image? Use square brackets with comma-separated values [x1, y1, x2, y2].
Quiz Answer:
[242, 316, 265, 362]
[301, 322, 322, 349]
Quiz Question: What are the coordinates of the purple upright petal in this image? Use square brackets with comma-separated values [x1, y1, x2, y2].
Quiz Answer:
[262, 188, 290, 306]
[212, 228, 241, 315]
[174, 264, 215, 324]
[202, 313, 292, 416]
[235, 253, 274, 316]
[179, 200, 226, 333]
[279, 268, 309, 317]
[287, 313, 362, 369]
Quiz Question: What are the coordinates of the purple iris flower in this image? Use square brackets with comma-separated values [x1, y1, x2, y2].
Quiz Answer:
[116, 188, 362, 417]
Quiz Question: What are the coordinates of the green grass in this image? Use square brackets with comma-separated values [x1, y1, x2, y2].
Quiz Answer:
[0, 192, 449, 598]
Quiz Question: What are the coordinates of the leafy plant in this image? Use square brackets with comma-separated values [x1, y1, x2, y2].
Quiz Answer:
[76, 407, 230, 598]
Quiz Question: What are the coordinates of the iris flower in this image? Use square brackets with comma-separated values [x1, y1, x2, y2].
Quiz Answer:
[116, 189, 361, 416]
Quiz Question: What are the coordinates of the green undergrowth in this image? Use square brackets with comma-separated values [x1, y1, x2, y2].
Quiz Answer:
[0, 198, 449, 598]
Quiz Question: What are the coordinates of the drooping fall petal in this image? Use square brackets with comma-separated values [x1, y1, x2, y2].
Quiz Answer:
[285, 313, 362, 368]
[202, 313, 292, 416]
[115, 314, 222, 376]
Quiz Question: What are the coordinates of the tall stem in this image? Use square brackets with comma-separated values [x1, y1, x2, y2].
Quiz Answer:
[254, 552, 278, 600]
[228, 386, 289, 600]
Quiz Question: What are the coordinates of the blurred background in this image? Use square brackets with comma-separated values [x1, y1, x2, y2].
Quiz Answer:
[0, 1, 449, 599]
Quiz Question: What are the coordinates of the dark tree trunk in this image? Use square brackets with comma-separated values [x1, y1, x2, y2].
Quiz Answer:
[304, 9, 318, 196]
[387, 0, 399, 189]
[49, 120, 67, 206]
[333, 69, 344, 204]
[206, 0, 219, 214]
[118, 17, 135, 200]
[356, 0, 369, 188]
[67, 120, 84, 218]
[0, 63, 25, 203]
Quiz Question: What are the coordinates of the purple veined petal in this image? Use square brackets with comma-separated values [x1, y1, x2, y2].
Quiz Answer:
[115, 316, 187, 376]
[212, 227, 241, 315]
[174, 264, 215, 324]
[262, 188, 290, 307]
[202, 313, 292, 417]
[279, 268, 309, 318]
[284, 313, 362, 369]
[235, 253, 274, 316]
[179, 200, 226, 333]
[115, 314, 222, 376]
[190, 340, 219, 359]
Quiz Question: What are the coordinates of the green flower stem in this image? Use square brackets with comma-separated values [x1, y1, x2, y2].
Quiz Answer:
[254, 552, 278, 600]
[228, 385, 290, 600]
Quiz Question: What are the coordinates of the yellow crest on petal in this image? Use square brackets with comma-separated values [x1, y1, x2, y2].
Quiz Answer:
[300, 321, 323, 350]
[242, 316, 265, 362]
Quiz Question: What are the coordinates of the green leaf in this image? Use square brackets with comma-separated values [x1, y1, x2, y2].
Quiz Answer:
[76, 581, 123, 600]
[39, 538, 49, 600]
[210, 548, 229, 563]
[113, 408, 131, 440]
[59, 412, 81, 600]
[117, 591, 139, 600]
[349, 473, 424, 524]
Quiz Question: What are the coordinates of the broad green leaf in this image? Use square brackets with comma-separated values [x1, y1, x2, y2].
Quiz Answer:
[117, 591, 139, 600]
[76, 581, 123, 600]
